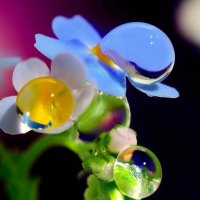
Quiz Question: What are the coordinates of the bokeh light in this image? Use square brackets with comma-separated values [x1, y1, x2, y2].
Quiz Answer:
[175, 0, 200, 46]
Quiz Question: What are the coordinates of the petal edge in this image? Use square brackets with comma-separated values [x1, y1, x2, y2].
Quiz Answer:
[0, 96, 31, 134]
[129, 78, 179, 98]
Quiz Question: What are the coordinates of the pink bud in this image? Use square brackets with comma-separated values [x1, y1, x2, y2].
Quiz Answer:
[108, 127, 137, 154]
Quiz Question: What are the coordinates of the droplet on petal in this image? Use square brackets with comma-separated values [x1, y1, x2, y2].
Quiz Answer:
[16, 77, 74, 130]
[113, 145, 162, 199]
[100, 22, 175, 84]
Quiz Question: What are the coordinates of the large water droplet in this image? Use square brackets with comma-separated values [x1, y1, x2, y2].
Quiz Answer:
[100, 22, 175, 84]
[16, 77, 74, 130]
[113, 145, 162, 199]
[77, 92, 130, 140]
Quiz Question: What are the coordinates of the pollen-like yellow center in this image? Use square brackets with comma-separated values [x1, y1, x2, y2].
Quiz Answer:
[91, 44, 116, 67]
[16, 77, 74, 130]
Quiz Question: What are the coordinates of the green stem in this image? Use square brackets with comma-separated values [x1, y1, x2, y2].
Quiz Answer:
[0, 127, 94, 200]
[18, 126, 93, 177]
[0, 143, 16, 178]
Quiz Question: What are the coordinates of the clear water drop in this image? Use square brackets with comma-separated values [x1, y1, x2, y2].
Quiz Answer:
[77, 92, 130, 140]
[113, 145, 162, 199]
[100, 22, 175, 84]
[16, 77, 74, 130]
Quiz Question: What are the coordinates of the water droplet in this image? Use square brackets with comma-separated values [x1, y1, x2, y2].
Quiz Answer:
[16, 77, 74, 130]
[113, 145, 162, 199]
[77, 92, 130, 140]
[100, 22, 175, 84]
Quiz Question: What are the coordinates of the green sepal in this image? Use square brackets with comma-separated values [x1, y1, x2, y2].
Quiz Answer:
[82, 152, 115, 182]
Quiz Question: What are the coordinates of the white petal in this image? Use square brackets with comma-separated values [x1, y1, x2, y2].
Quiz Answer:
[71, 81, 96, 119]
[12, 58, 50, 92]
[51, 52, 86, 90]
[37, 120, 74, 134]
[0, 96, 31, 135]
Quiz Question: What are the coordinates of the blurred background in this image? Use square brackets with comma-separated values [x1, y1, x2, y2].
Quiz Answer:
[0, 0, 199, 199]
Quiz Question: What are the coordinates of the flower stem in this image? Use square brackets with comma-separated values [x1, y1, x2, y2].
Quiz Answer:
[18, 126, 92, 177]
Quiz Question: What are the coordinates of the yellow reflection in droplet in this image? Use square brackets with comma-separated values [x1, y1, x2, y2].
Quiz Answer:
[16, 77, 74, 130]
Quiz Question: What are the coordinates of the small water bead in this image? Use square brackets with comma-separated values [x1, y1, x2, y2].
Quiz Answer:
[100, 22, 175, 84]
[113, 145, 162, 199]
[16, 77, 74, 130]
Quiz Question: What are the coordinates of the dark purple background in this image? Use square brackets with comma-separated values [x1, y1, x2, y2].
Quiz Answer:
[0, 0, 199, 199]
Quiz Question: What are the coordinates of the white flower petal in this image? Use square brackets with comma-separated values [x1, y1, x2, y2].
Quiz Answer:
[12, 58, 50, 92]
[71, 81, 96, 119]
[51, 52, 86, 90]
[0, 96, 31, 135]
[37, 120, 74, 134]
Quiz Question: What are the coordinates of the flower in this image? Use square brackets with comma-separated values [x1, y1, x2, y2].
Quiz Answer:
[0, 52, 96, 135]
[35, 15, 179, 98]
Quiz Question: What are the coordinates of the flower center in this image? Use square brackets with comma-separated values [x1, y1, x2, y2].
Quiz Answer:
[91, 44, 116, 67]
[16, 77, 74, 130]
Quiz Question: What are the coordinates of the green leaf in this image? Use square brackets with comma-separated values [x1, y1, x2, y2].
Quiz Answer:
[84, 175, 125, 200]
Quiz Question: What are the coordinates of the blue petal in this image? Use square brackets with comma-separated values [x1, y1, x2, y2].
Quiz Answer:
[52, 15, 101, 46]
[100, 22, 175, 72]
[35, 34, 126, 96]
[129, 77, 179, 98]
[34, 34, 88, 60]
[85, 55, 126, 96]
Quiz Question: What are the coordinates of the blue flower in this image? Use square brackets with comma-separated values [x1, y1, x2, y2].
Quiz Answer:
[34, 15, 179, 98]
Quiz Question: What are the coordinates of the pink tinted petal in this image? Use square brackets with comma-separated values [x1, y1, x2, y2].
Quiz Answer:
[12, 58, 50, 92]
[71, 81, 96, 119]
[0, 96, 31, 134]
[51, 52, 86, 90]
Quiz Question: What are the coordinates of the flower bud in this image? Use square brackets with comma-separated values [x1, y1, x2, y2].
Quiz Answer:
[108, 127, 137, 154]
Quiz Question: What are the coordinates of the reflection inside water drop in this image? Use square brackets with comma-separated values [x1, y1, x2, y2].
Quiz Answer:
[113, 145, 162, 199]
[16, 77, 74, 130]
